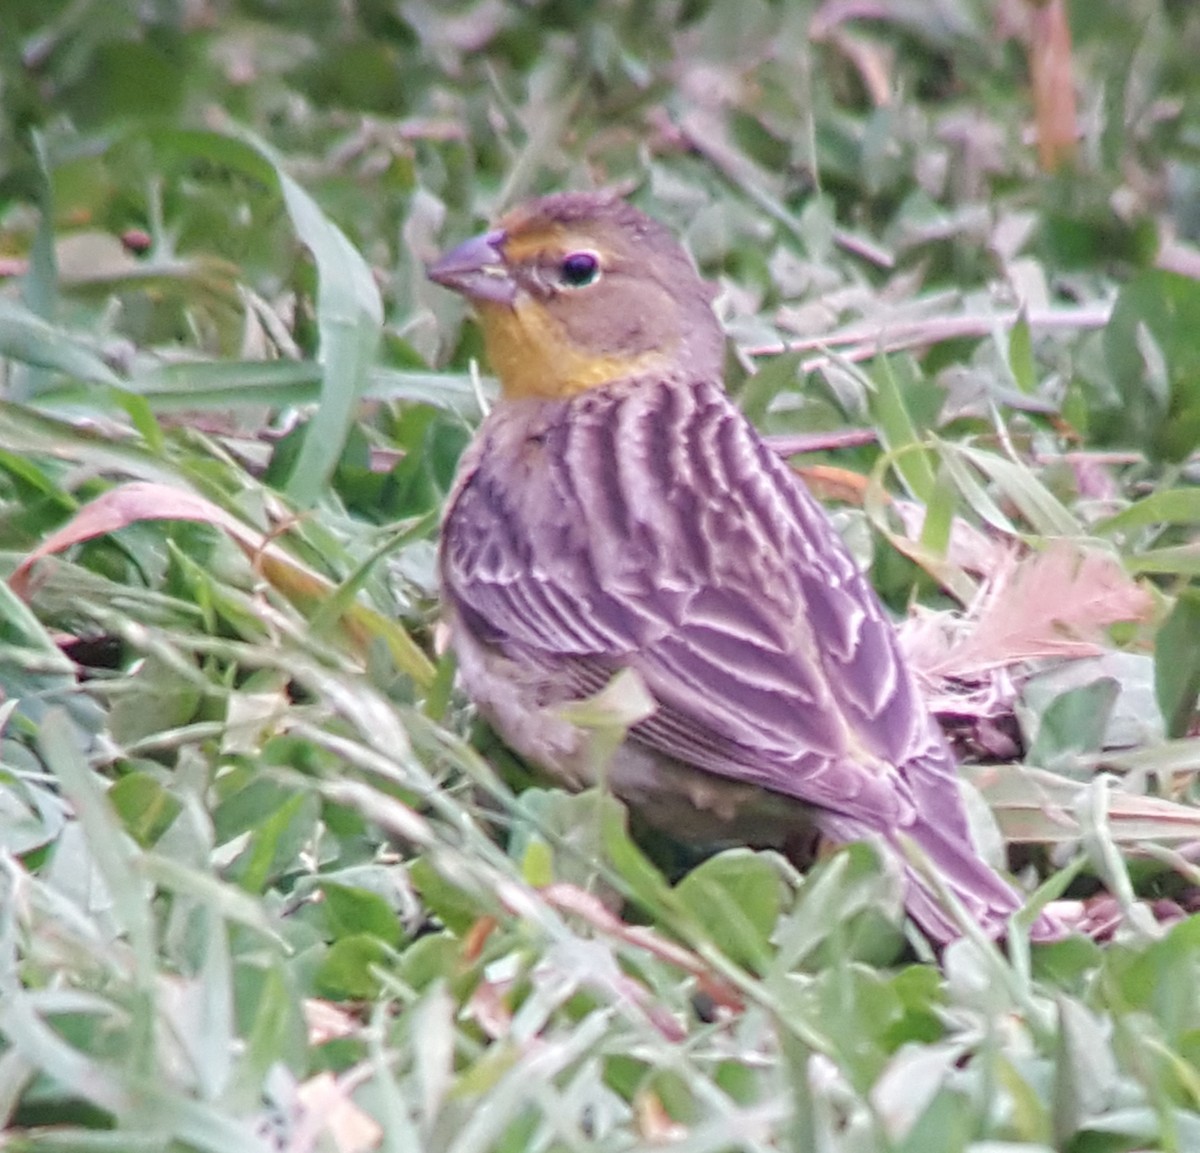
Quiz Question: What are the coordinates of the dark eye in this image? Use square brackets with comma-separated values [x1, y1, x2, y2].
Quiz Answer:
[559, 251, 601, 288]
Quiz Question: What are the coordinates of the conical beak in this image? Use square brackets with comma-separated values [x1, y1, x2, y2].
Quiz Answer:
[426, 228, 516, 305]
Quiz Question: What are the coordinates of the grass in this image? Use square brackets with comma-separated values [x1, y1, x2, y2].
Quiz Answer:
[1, 1, 1199, 1150]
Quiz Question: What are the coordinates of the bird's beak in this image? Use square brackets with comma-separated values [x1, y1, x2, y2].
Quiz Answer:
[426, 228, 516, 306]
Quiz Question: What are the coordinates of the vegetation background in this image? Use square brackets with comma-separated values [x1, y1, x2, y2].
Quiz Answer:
[1, 0, 1199, 1150]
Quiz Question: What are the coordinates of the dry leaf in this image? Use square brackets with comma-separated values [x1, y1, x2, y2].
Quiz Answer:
[795, 463, 873, 506]
[1027, 0, 1078, 172]
[816, 26, 894, 108]
[461, 915, 499, 962]
[634, 1090, 687, 1143]
[303, 999, 361, 1047]
[293, 1072, 382, 1153]
[964, 762, 1200, 844]
[467, 978, 514, 1040]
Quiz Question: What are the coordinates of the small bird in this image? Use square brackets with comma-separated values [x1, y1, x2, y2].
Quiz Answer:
[428, 191, 1059, 944]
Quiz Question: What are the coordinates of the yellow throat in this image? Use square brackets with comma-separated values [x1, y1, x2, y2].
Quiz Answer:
[477, 298, 669, 401]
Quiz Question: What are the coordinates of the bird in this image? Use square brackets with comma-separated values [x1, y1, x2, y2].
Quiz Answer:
[427, 190, 1061, 945]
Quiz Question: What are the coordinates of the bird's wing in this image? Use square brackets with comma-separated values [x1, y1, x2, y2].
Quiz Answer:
[442, 380, 952, 830]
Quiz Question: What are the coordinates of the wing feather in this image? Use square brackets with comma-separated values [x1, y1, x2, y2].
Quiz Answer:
[442, 377, 953, 833]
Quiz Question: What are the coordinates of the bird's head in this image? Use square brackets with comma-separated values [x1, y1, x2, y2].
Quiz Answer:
[428, 192, 724, 400]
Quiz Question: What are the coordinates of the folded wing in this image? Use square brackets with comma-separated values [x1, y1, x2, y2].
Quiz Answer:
[443, 378, 960, 838]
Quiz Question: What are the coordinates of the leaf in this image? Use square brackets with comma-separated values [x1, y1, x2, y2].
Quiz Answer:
[508, 787, 623, 893]
[231, 790, 320, 894]
[1127, 543, 1200, 578]
[1053, 997, 1120, 1146]
[319, 882, 404, 946]
[108, 773, 183, 849]
[1025, 677, 1120, 777]
[102, 359, 483, 416]
[408, 857, 492, 936]
[943, 442, 1082, 537]
[771, 843, 904, 972]
[553, 668, 657, 780]
[1154, 589, 1200, 739]
[675, 849, 781, 973]
[964, 762, 1200, 844]
[863, 458, 979, 605]
[1104, 269, 1200, 461]
[875, 1044, 963, 1148]
[0, 299, 124, 388]
[739, 350, 803, 427]
[37, 710, 156, 995]
[867, 355, 938, 502]
[1021, 653, 1163, 753]
[596, 799, 691, 927]
[1008, 308, 1037, 392]
[315, 934, 392, 1000]
[918, 460, 957, 558]
[1094, 486, 1200, 537]
[9, 480, 436, 688]
[239, 135, 383, 507]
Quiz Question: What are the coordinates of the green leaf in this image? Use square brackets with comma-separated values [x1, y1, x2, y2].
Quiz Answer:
[918, 458, 958, 558]
[867, 356, 937, 502]
[1154, 589, 1200, 739]
[1106, 916, 1200, 1046]
[1026, 678, 1121, 777]
[0, 300, 124, 389]
[409, 857, 492, 936]
[597, 795, 690, 926]
[227, 789, 321, 895]
[76, 359, 485, 416]
[946, 442, 1081, 536]
[239, 957, 307, 1082]
[109, 653, 204, 749]
[771, 843, 904, 972]
[508, 787, 622, 893]
[398, 932, 462, 994]
[1094, 486, 1200, 537]
[24, 131, 58, 322]
[1104, 269, 1200, 460]
[738, 351, 802, 427]
[1053, 996, 1121, 1147]
[1008, 308, 1037, 394]
[675, 849, 781, 973]
[315, 934, 392, 999]
[1127, 544, 1200, 578]
[234, 133, 383, 507]
[35, 711, 159, 1085]
[319, 881, 404, 945]
[108, 773, 183, 849]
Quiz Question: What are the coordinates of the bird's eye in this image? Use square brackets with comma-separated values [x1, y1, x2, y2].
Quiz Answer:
[559, 251, 601, 288]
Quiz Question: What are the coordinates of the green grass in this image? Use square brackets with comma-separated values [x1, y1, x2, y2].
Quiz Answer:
[1, 1, 1200, 1150]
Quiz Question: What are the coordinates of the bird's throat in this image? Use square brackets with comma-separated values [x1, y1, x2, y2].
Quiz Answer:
[477, 299, 668, 401]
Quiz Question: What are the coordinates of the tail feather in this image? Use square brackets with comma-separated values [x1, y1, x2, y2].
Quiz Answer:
[825, 812, 1064, 945]
[904, 817, 1065, 943]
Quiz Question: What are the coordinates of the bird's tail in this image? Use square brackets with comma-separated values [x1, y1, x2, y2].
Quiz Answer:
[901, 815, 1064, 944]
[826, 812, 1063, 945]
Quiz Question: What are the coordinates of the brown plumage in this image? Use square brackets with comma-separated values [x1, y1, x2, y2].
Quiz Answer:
[428, 191, 1061, 944]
